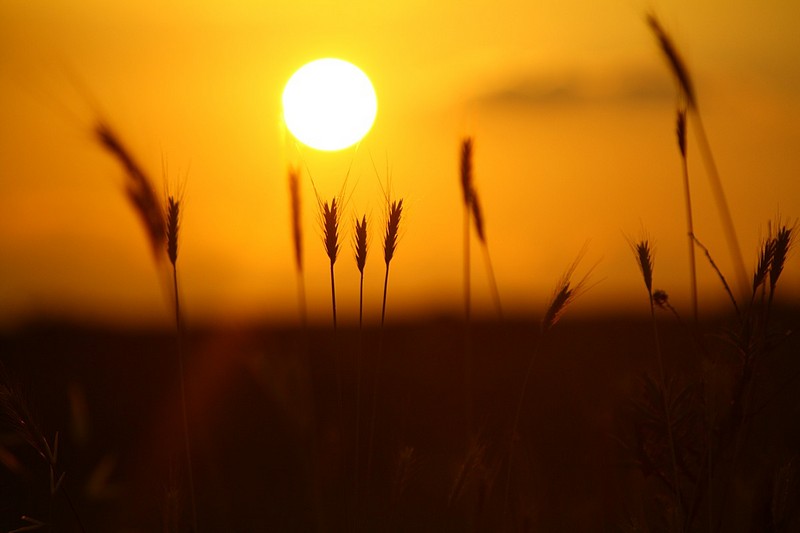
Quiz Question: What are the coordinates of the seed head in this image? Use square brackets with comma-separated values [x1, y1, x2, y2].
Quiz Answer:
[354, 215, 368, 274]
[166, 196, 180, 266]
[321, 197, 340, 265]
[753, 237, 775, 293]
[770, 220, 796, 292]
[384, 199, 403, 265]
[542, 252, 592, 331]
[647, 14, 697, 108]
[460, 138, 473, 207]
[631, 239, 654, 296]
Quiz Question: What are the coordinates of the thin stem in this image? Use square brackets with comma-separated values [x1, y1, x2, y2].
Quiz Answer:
[173, 264, 198, 533]
[60, 485, 87, 533]
[355, 272, 364, 516]
[480, 242, 503, 319]
[503, 330, 542, 516]
[692, 236, 740, 317]
[680, 150, 698, 322]
[330, 261, 337, 330]
[381, 263, 390, 328]
[690, 111, 748, 301]
[296, 269, 307, 329]
[650, 295, 683, 530]
[366, 264, 391, 505]
[463, 206, 473, 431]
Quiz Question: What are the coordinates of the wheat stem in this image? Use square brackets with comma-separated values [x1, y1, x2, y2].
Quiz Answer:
[677, 109, 699, 322]
[172, 263, 198, 533]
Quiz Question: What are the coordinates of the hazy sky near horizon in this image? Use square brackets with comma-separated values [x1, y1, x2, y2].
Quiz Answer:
[1, 0, 799, 328]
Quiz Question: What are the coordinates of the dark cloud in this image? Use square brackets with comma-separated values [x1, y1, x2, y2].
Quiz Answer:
[473, 66, 674, 108]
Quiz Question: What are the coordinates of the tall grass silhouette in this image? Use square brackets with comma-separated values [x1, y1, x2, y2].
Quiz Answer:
[504, 250, 592, 515]
[366, 193, 403, 500]
[95, 120, 198, 533]
[648, 14, 748, 299]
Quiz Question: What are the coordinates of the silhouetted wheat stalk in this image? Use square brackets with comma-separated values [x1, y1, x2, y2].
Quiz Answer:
[353, 213, 368, 511]
[631, 237, 684, 529]
[381, 199, 403, 327]
[647, 14, 748, 299]
[165, 190, 199, 533]
[460, 138, 475, 430]
[504, 251, 591, 514]
[460, 138, 473, 322]
[95, 122, 197, 533]
[676, 108, 698, 321]
[320, 197, 341, 329]
[366, 196, 403, 497]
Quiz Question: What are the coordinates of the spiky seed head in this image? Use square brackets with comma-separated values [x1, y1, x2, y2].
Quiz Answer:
[384, 199, 403, 265]
[676, 108, 687, 158]
[288, 167, 303, 273]
[770, 221, 796, 291]
[354, 215, 368, 274]
[460, 138, 473, 207]
[542, 254, 591, 331]
[632, 239, 654, 296]
[542, 283, 573, 332]
[471, 188, 486, 243]
[166, 196, 180, 266]
[321, 197, 340, 265]
[753, 237, 775, 293]
[647, 14, 697, 108]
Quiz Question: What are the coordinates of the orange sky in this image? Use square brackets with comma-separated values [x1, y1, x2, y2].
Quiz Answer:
[1, 0, 799, 328]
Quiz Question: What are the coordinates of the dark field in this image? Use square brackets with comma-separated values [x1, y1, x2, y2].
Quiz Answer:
[2, 310, 799, 532]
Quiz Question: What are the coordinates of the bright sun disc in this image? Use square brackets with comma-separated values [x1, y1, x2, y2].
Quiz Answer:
[282, 58, 377, 151]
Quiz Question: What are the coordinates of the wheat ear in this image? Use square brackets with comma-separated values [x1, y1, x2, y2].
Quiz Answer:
[631, 237, 684, 528]
[504, 251, 591, 513]
[647, 14, 748, 300]
[165, 192, 198, 533]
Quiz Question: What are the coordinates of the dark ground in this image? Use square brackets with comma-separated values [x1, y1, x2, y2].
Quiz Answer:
[1, 309, 799, 532]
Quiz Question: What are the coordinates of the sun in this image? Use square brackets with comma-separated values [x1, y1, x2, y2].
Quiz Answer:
[282, 58, 378, 151]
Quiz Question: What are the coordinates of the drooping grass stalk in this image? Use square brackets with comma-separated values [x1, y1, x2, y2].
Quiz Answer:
[353, 214, 368, 510]
[460, 138, 473, 322]
[288, 167, 307, 327]
[647, 14, 748, 300]
[676, 108, 698, 321]
[366, 198, 403, 496]
[166, 194, 198, 533]
[460, 138, 475, 429]
[471, 190, 503, 318]
[96, 122, 197, 532]
[631, 237, 683, 529]
[503, 253, 591, 515]
[95, 121, 166, 260]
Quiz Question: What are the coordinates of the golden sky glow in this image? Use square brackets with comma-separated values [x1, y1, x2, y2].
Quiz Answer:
[1, 0, 799, 328]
